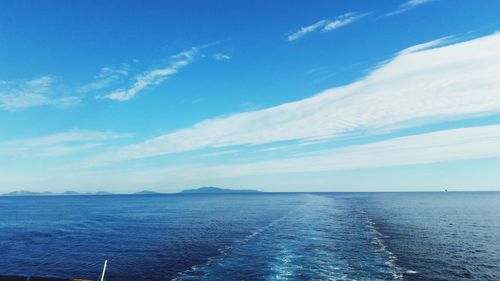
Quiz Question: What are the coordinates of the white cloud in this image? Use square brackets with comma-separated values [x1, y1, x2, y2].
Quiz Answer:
[77, 65, 129, 93]
[157, 125, 500, 179]
[322, 12, 368, 32]
[0, 76, 80, 110]
[288, 19, 329, 41]
[2, 43, 220, 107]
[199, 149, 240, 158]
[398, 36, 454, 54]
[88, 33, 500, 165]
[387, 0, 435, 16]
[50, 125, 500, 192]
[98, 47, 201, 101]
[0, 131, 129, 157]
[214, 53, 231, 61]
[288, 12, 367, 41]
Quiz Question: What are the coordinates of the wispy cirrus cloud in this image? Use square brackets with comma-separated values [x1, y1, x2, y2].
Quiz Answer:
[0, 131, 129, 157]
[77, 65, 129, 93]
[386, 0, 435, 16]
[88, 33, 500, 165]
[0, 76, 80, 111]
[288, 19, 329, 41]
[98, 46, 205, 101]
[398, 35, 454, 54]
[1, 43, 224, 109]
[146, 125, 500, 180]
[322, 12, 369, 32]
[5, 125, 500, 192]
[288, 12, 368, 41]
[199, 149, 240, 158]
[49, 125, 500, 191]
[214, 53, 231, 61]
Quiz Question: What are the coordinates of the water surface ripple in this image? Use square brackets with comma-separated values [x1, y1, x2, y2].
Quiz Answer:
[0, 192, 499, 281]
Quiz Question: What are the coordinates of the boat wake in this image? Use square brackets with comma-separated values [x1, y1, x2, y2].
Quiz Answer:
[173, 195, 408, 281]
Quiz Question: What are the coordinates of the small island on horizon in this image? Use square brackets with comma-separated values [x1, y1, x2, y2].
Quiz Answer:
[1, 190, 114, 197]
[180, 186, 262, 194]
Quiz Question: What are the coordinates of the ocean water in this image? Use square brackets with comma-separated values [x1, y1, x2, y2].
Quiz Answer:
[0, 192, 499, 281]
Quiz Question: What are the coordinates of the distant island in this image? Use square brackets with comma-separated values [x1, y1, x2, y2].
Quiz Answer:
[1, 190, 113, 196]
[180, 186, 261, 194]
[134, 190, 161, 195]
[1, 187, 261, 196]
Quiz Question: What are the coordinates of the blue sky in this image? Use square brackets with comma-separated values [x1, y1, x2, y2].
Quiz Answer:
[1, 0, 500, 193]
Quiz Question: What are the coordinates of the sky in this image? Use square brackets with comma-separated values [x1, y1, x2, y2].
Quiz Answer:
[1, 0, 500, 193]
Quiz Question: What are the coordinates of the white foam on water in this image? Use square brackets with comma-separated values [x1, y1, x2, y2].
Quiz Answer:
[356, 207, 405, 281]
[269, 246, 298, 280]
[172, 212, 292, 281]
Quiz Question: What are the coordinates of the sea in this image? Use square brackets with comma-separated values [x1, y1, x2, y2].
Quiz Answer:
[0, 192, 499, 281]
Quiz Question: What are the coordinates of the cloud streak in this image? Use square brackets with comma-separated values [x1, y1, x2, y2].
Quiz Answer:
[160, 125, 500, 179]
[0, 76, 80, 111]
[77, 66, 129, 93]
[398, 35, 454, 54]
[99, 47, 202, 101]
[56, 125, 500, 191]
[88, 33, 500, 165]
[386, 0, 435, 16]
[1, 43, 224, 109]
[214, 53, 231, 61]
[0, 131, 129, 157]
[288, 12, 367, 41]
[322, 12, 368, 32]
[288, 19, 329, 41]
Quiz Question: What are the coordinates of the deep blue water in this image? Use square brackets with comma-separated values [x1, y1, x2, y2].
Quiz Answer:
[0, 192, 499, 281]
